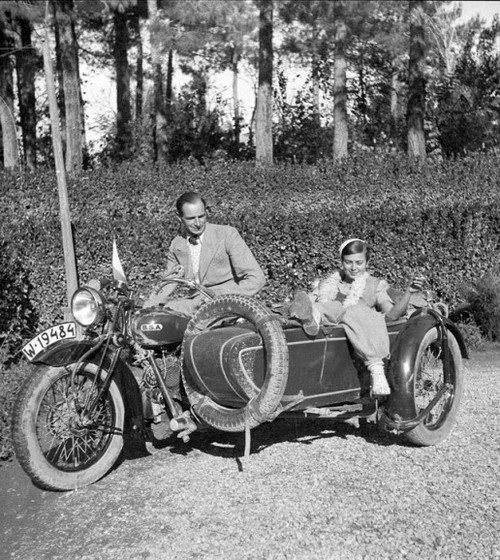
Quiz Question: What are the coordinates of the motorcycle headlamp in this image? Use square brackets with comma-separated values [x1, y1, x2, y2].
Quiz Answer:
[71, 287, 106, 327]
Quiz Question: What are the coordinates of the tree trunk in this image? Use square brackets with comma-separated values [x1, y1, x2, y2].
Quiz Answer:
[15, 17, 37, 171]
[407, 0, 427, 163]
[76, 26, 86, 161]
[132, 13, 143, 121]
[312, 50, 321, 129]
[165, 48, 173, 130]
[114, 9, 131, 157]
[311, 22, 320, 129]
[391, 60, 401, 121]
[0, 19, 18, 169]
[255, 0, 273, 167]
[51, 0, 66, 146]
[232, 46, 241, 154]
[332, 0, 348, 162]
[148, 0, 168, 166]
[0, 97, 18, 170]
[56, 0, 83, 173]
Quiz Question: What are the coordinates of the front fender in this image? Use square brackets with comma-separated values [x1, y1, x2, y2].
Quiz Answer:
[34, 338, 102, 366]
[33, 339, 144, 436]
[386, 311, 467, 422]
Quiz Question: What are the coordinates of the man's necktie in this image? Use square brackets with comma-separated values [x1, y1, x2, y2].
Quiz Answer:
[189, 236, 199, 245]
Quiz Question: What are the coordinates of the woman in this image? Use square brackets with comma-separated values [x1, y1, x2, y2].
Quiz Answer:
[289, 238, 426, 397]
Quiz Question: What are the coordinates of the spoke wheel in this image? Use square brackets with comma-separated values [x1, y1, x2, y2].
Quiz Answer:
[13, 363, 125, 491]
[404, 327, 463, 446]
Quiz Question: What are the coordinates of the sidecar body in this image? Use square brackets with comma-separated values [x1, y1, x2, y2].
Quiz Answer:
[185, 320, 404, 409]
[181, 295, 467, 446]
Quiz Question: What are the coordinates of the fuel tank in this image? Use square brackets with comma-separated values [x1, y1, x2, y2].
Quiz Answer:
[132, 307, 190, 346]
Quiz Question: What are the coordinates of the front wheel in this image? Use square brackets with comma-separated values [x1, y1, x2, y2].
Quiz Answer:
[404, 328, 464, 446]
[12, 362, 125, 491]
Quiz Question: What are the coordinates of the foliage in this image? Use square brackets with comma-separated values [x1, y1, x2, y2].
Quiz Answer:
[2, 153, 500, 334]
[455, 321, 485, 351]
[273, 67, 332, 163]
[0, 241, 38, 368]
[454, 272, 500, 342]
[428, 17, 500, 157]
[0, 362, 32, 461]
[168, 75, 226, 163]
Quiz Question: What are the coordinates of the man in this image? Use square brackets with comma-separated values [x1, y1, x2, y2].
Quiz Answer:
[145, 191, 266, 315]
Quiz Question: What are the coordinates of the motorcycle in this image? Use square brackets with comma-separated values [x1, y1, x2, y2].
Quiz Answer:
[12, 246, 467, 491]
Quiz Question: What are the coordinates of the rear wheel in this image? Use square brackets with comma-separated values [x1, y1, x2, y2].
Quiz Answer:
[404, 328, 463, 446]
[12, 363, 125, 491]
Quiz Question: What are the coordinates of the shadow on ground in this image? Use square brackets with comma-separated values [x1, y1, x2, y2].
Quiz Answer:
[142, 414, 404, 462]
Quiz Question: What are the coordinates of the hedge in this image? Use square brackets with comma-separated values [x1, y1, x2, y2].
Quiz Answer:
[1, 152, 500, 341]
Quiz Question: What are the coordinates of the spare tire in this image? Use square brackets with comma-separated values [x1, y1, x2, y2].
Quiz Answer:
[181, 295, 289, 432]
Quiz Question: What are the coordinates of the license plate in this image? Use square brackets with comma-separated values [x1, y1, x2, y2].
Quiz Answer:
[22, 322, 77, 362]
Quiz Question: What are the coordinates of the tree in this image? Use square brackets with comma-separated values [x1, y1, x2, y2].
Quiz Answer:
[278, 0, 331, 128]
[104, 0, 140, 158]
[148, 0, 168, 165]
[15, 14, 37, 170]
[53, 0, 84, 173]
[50, 0, 66, 142]
[1, 1, 43, 170]
[0, 14, 18, 169]
[113, 4, 132, 157]
[333, 0, 348, 161]
[255, 0, 273, 166]
[347, 1, 408, 145]
[130, 8, 143, 121]
[201, 0, 259, 156]
[407, 0, 427, 162]
[434, 16, 500, 156]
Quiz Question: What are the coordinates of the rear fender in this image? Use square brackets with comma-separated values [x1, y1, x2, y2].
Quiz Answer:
[33, 339, 144, 436]
[387, 312, 467, 422]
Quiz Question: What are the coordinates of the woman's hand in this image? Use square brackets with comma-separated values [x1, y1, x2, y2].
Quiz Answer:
[408, 275, 427, 293]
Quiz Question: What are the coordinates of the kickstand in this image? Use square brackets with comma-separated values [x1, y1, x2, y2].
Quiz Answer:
[244, 407, 251, 458]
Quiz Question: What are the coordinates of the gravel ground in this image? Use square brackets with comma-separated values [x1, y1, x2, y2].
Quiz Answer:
[1, 348, 499, 560]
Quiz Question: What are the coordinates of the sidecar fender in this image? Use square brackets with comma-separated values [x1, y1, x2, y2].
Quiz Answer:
[33, 339, 144, 436]
[386, 313, 467, 421]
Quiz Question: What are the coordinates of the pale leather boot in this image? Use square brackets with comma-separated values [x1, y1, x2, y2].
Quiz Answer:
[369, 363, 391, 397]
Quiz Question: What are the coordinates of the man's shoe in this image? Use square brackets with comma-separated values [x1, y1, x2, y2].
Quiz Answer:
[289, 291, 320, 336]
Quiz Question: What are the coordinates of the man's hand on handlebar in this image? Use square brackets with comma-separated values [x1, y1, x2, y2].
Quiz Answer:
[161, 265, 185, 280]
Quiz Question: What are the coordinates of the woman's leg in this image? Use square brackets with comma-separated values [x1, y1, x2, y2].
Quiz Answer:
[340, 304, 391, 396]
[289, 296, 391, 395]
[340, 304, 390, 364]
[289, 293, 344, 335]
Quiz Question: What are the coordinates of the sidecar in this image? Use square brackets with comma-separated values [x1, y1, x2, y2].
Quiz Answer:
[180, 294, 467, 447]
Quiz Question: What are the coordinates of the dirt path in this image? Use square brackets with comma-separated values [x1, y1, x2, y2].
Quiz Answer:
[1, 350, 499, 560]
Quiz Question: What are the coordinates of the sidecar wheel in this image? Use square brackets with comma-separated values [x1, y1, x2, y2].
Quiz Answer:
[404, 328, 464, 446]
[181, 295, 288, 432]
[12, 363, 125, 491]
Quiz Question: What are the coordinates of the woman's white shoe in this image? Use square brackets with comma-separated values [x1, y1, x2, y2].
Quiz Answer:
[369, 363, 391, 397]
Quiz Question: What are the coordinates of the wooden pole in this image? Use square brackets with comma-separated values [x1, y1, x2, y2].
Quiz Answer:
[42, 7, 79, 316]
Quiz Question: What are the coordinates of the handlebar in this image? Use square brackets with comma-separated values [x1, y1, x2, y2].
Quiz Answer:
[157, 277, 215, 302]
